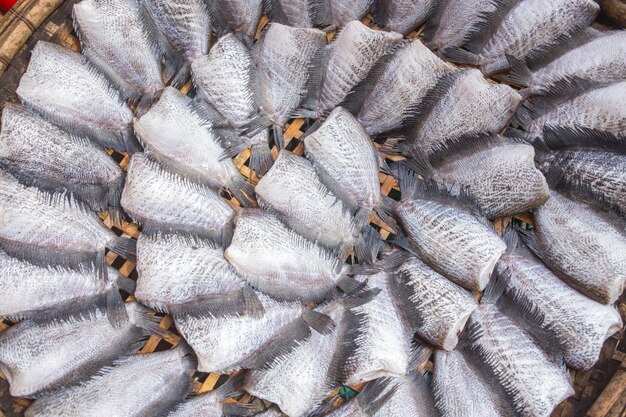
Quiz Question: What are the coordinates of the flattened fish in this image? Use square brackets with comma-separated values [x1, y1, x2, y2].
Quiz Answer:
[498, 228, 623, 370]
[120, 153, 235, 241]
[135, 231, 258, 315]
[25, 346, 194, 417]
[393, 168, 506, 292]
[325, 0, 373, 28]
[73, 0, 164, 106]
[133, 87, 253, 203]
[325, 378, 399, 417]
[445, 0, 599, 76]
[210, 0, 263, 41]
[368, 372, 439, 417]
[224, 209, 360, 302]
[175, 291, 334, 373]
[141, 0, 211, 87]
[523, 191, 626, 305]
[410, 134, 549, 218]
[0, 302, 165, 398]
[264, 0, 326, 28]
[393, 256, 478, 350]
[353, 38, 454, 136]
[255, 150, 380, 262]
[0, 103, 124, 214]
[16, 41, 135, 152]
[387, 69, 520, 158]
[373, 0, 436, 35]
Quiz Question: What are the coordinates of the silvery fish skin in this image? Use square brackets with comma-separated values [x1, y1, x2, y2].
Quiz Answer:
[0, 303, 159, 398]
[212, 0, 263, 40]
[133, 87, 250, 198]
[344, 271, 413, 385]
[257, 23, 326, 128]
[471, 302, 574, 417]
[73, 0, 164, 103]
[418, 135, 549, 219]
[325, 0, 373, 28]
[394, 174, 506, 292]
[372, 373, 439, 417]
[121, 153, 235, 240]
[356, 39, 454, 136]
[531, 191, 626, 305]
[325, 378, 399, 417]
[498, 230, 623, 370]
[136, 232, 249, 313]
[0, 250, 122, 321]
[175, 292, 316, 373]
[304, 107, 382, 214]
[394, 257, 478, 351]
[519, 81, 626, 141]
[16, 41, 134, 151]
[265, 0, 323, 28]
[166, 378, 240, 417]
[255, 150, 370, 259]
[0, 103, 124, 213]
[433, 348, 513, 417]
[316, 20, 403, 117]
[25, 346, 194, 417]
[255, 408, 287, 417]
[373, 0, 436, 35]
[399, 69, 521, 158]
[447, 0, 599, 75]
[224, 209, 349, 302]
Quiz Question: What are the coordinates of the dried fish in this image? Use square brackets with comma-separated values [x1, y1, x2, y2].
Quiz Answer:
[368, 372, 439, 417]
[25, 346, 194, 417]
[373, 0, 436, 35]
[210, 0, 263, 41]
[0, 302, 166, 398]
[264, 0, 326, 28]
[521, 191, 626, 305]
[325, 378, 399, 417]
[16, 41, 135, 152]
[73, 0, 164, 107]
[325, 0, 373, 28]
[498, 228, 623, 370]
[393, 168, 506, 292]
[120, 153, 235, 241]
[224, 209, 360, 302]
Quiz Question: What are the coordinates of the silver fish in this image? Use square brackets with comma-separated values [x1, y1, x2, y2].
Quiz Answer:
[0, 171, 133, 278]
[411, 134, 549, 219]
[313, 20, 403, 118]
[25, 346, 194, 417]
[304, 107, 385, 226]
[373, 0, 436, 35]
[175, 291, 334, 373]
[135, 231, 258, 315]
[393, 169, 506, 292]
[504, 29, 626, 95]
[16, 41, 135, 152]
[516, 80, 626, 142]
[0, 302, 164, 398]
[325, 0, 373, 28]
[368, 372, 438, 417]
[523, 191, 626, 305]
[133, 87, 253, 203]
[73, 0, 164, 106]
[325, 378, 399, 417]
[140, 0, 211, 87]
[120, 153, 235, 241]
[265, 0, 325, 28]
[498, 228, 623, 370]
[256, 23, 326, 145]
[445, 0, 599, 76]
[387, 69, 521, 158]
[393, 256, 478, 351]
[224, 209, 360, 302]
[210, 0, 263, 41]
[353, 38, 454, 136]
[469, 289, 574, 417]
[255, 150, 380, 262]
[0, 103, 124, 214]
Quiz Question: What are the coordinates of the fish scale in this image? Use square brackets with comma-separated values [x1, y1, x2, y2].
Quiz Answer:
[211, 0, 263, 40]
[374, 0, 436, 35]
[325, 0, 373, 28]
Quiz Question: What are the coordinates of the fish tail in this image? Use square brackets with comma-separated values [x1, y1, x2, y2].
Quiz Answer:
[106, 236, 137, 261]
[168, 63, 191, 89]
[373, 204, 395, 229]
[105, 286, 129, 328]
[248, 143, 273, 177]
[136, 91, 162, 118]
[441, 47, 480, 65]
[226, 174, 256, 207]
[241, 116, 272, 138]
[356, 378, 399, 415]
[301, 310, 336, 335]
[500, 54, 533, 87]
[354, 225, 384, 265]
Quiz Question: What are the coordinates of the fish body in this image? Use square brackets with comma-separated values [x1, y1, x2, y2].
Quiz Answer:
[135, 232, 249, 313]
[374, 0, 436, 35]
[316, 20, 403, 117]
[120, 153, 235, 240]
[16, 41, 134, 151]
[73, 0, 164, 103]
[373, 373, 438, 417]
[25, 346, 194, 417]
[531, 191, 626, 304]
[394, 257, 478, 350]
[224, 209, 350, 302]
[355, 39, 454, 136]
[0, 303, 161, 398]
[325, 0, 373, 28]
[265, 0, 324, 27]
[212, 0, 263, 40]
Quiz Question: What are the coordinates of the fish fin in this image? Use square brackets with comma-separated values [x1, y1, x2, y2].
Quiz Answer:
[421, 0, 449, 44]
[379, 249, 412, 271]
[342, 288, 382, 309]
[441, 47, 480, 65]
[461, 0, 518, 54]
[523, 28, 604, 71]
[205, 0, 230, 37]
[272, 124, 285, 150]
[249, 143, 273, 177]
[242, 286, 265, 317]
[127, 304, 173, 339]
[521, 76, 604, 119]
[426, 132, 508, 168]
[106, 236, 137, 261]
[408, 343, 433, 372]
[136, 91, 162, 118]
[171, 288, 264, 319]
[247, 319, 313, 370]
[169, 63, 191, 89]
[241, 116, 272, 138]
[226, 174, 256, 207]
[501, 226, 523, 254]
[480, 271, 508, 304]
[356, 378, 399, 416]
[378, 136, 411, 157]
[514, 225, 543, 261]
[329, 308, 367, 385]
[543, 125, 626, 153]
[222, 403, 266, 416]
[302, 310, 336, 335]
[263, 0, 286, 23]
[115, 275, 137, 294]
[398, 151, 435, 179]
[390, 270, 424, 331]
[500, 54, 533, 87]
[139, 0, 181, 79]
[215, 371, 248, 399]
[192, 98, 229, 126]
[105, 289, 129, 328]
[504, 127, 530, 142]
[337, 275, 368, 296]
[354, 225, 383, 265]
[300, 45, 331, 116]
[372, 205, 394, 229]
[22, 295, 105, 326]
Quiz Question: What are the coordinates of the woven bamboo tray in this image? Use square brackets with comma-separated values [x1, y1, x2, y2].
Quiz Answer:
[0, 2, 625, 417]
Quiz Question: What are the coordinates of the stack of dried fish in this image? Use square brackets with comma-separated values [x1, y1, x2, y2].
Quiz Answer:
[0, 0, 625, 416]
